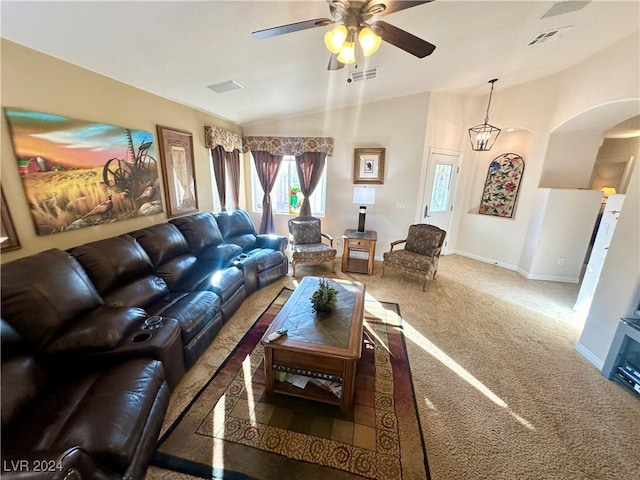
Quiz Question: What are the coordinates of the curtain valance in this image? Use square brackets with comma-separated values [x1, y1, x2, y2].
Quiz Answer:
[204, 125, 243, 152]
[242, 136, 334, 156]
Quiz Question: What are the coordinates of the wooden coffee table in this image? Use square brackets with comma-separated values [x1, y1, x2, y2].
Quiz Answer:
[261, 276, 365, 412]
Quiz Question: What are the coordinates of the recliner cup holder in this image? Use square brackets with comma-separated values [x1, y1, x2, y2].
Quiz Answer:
[131, 332, 152, 343]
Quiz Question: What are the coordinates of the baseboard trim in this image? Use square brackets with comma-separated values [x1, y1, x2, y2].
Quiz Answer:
[451, 250, 578, 283]
[516, 268, 579, 284]
[574, 341, 604, 370]
[451, 250, 518, 271]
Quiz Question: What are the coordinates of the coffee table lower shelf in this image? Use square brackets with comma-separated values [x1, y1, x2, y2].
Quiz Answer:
[271, 365, 342, 406]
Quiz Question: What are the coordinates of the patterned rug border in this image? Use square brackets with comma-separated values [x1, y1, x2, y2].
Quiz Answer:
[151, 286, 431, 480]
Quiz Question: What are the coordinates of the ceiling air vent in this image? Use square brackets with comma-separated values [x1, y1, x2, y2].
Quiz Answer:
[207, 80, 243, 93]
[540, 1, 589, 19]
[527, 26, 572, 46]
[349, 66, 379, 83]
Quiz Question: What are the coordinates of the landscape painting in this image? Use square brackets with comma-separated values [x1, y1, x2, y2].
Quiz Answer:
[4, 108, 163, 235]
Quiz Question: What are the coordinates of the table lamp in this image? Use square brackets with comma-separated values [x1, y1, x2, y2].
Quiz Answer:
[352, 187, 376, 232]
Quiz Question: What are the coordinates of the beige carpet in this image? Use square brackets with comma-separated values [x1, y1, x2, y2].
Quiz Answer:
[147, 254, 640, 480]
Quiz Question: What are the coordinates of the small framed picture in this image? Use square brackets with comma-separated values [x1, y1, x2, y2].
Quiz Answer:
[353, 148, 385, 184]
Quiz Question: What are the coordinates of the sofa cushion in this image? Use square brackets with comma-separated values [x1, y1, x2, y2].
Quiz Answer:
[0, 249, 103, 350]
[129, 223, 191, 267]
[102, 275, 170, 309]
[44, 307, 147, 355]
[129, 223, 198, 291]
[198, 243, 243, 267]
[226, 233, 258, 252]
[214, 210, 257, 238]
[247, 249, 287, 272]
[170, 212, 224, 253]
[6, 358, 168, 476]
[1, 355, 48, 433]
[179, 265, 246, 302]
[68, 235, 155, 295]
[145, 291, 220, 346]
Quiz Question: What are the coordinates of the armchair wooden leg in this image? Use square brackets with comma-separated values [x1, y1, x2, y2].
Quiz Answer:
[381, 263, 386, 278]
[292, 262, 297, 277]
[422, 276, 427, 292]
[330, 259, 335, 273]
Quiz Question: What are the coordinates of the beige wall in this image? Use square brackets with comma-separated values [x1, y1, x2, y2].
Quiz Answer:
[1, 39, 240, 263]
[243, 92, 431, 259]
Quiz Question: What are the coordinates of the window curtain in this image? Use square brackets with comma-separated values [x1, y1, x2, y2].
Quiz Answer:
[242, 136, 334, 232]
[211, 145, 227, 211]
[295, 151, 327, 217]
[204, 126, 243, 211]
[252, 151, 283, 234]
[226, 149, 241, 211]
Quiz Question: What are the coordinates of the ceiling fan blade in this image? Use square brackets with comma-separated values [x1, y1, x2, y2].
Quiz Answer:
[367, 0, 434, 17]
[371, 20, 436, 58]
[252, 18, 333, 39]
[328, 54, 345, 70]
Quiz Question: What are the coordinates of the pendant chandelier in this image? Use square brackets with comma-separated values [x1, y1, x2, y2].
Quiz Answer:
[468, 79, 501, 151]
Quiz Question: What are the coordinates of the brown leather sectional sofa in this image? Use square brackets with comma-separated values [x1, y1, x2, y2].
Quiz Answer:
[1, 210, 287, 479]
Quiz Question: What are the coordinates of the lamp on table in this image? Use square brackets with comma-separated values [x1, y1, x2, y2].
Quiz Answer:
[352, 187, 376, 233]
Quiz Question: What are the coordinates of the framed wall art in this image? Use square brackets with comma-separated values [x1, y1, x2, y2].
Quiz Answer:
[4, 108, 163, 236]
[353, 147, 385, 185]
[156, 125, 198, 218]
[479, 152, 525, 218]
[1, 187, 20, 251]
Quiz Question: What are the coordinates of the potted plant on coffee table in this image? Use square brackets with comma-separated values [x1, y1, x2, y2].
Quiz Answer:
[310, 277, 337, 313]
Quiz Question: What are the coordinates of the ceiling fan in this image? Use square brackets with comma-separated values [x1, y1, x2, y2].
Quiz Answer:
[252, 0, 436, 70]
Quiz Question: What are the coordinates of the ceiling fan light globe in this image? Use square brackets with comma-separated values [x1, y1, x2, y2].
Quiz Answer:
[358, 27, 382, 56]
[324, 24, 348, 54]
[337, 41, 356, 64]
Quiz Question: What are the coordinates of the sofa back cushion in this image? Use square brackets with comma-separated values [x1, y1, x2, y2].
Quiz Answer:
[0, 249, 103, 349]
[214, 211, 257, 251]
[170, 212, 223, 253]
[69, 235, 155, 294]
[69, 234, 170, 308]
[129, 223, 198, 291]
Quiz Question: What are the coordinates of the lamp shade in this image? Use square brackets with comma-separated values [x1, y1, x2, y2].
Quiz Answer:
[358, 27, 382, 57]
[324, 25, 348, 54]
[337, 40, 356, 64]
[353, 187, 376, 205]
[601, 186, 617, 198]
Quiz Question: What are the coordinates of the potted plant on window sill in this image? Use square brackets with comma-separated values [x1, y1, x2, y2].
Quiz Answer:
[310, 277, 337, 313]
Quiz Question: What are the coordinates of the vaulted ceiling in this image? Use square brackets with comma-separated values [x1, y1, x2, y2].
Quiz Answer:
[1, 1, 639, 126]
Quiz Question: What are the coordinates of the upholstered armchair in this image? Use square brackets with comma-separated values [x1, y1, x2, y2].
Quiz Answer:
[288, 216, 337, 276]
[382, 224, 446, 291]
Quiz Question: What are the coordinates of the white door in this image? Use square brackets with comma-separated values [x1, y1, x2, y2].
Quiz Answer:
[421, 149, 461, 252]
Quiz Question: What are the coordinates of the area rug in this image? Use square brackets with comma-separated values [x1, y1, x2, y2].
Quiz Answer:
[151, 287, 429, 480]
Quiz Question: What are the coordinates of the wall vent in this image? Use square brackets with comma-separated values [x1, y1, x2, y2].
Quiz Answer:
[527, 26, 572, 46]
[207, 80, 243, 93]
[349, 66, 379, 82]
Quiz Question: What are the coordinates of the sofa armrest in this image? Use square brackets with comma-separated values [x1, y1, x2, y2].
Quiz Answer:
[1, 447, 118, 480]
[255, 234, 288, 253]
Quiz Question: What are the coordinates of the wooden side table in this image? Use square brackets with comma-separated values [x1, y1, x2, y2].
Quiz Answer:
[341, 229, 377, 275]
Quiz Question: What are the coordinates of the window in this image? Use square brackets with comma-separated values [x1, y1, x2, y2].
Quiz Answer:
[250, 155, 326, 216]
